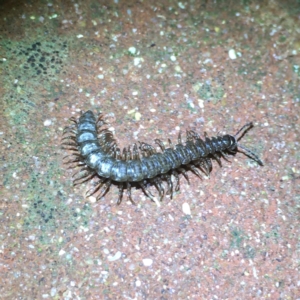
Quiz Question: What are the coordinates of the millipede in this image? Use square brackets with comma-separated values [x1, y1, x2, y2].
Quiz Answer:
[62, 110, 263, 204]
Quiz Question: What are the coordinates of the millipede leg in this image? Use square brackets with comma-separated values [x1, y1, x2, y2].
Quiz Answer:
[204, 158, 212, 175]
[172, 171, 180, 192]
[125, 146, 132, 161]
[194, 159, 210, 177]
[86, 179, 106, 198]
[220, 151, 231, 162]
[64, 158, 82, 166]
[96, 180, 111, 200]
[126, 182, 135, 204]
[139, 181, 155, 201]
[107, 144, 117, 156]
[178, 167, 190, 184]
[132, 143, 140, 160]
[177, 132, 183, 144]
[115, 148, 121, 159]
[96, 113, 107, 126]
[73, 171, 96, 186]
[189, 130, 200, 140]
[162, 174, 173, 198]
[63, 147, 79, 152]
[63, 153, 81, 161]
[69, 117, 77, 124]
[212, 153, 222, 167]
[152, 177, 165, 201]
[154, 139, 165, 151]
[139, 142, 156, 155]
[61, 135, 76, 141]
[61, 141, 77, 147]
[66, 162, 86, 170]
[188, 164, 203, 179]
[63, 127, 76, 135]
[104, 141, 117, 153]
[72, 166, 90, 178]
[117, 184, 124, 205]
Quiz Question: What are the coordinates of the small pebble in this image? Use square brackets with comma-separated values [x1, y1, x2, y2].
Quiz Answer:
[142, 258, 153, 267]
[43, 119, 52, 126]
[70, 281, 76, 287]
[88, 196, 96, 203]
[133, 57, 143, 66]
[135, 112, 141, 121]
[178, 2, 186, 9]
[59, 249, 65, 256]
[136, 280, 141, 287]
[50, 288, 57, 297]
[128, 46, 136, 55]
[228, 49, 237, 60]
[108, 251, 122, 262]
[182, 202, 191, 215]
[170, 55, 176, 61]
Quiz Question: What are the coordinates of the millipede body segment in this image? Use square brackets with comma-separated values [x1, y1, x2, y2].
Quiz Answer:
[62, 110, 263, 204]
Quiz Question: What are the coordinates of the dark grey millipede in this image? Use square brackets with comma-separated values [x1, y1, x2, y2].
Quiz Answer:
[62, 110, 263, 204]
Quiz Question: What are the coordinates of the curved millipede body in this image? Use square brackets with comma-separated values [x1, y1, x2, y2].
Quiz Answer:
[62, 110, 263, 204]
